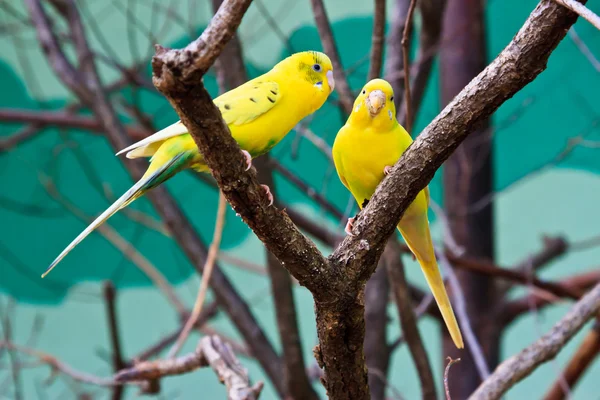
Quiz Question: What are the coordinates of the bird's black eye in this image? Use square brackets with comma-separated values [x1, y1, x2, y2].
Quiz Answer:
[362, 90, 366, 94]
[390, 96, 394, 101]
[312, 63, 322, 72]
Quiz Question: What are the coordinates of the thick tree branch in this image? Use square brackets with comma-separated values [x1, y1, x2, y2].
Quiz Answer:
[327, 0, 588, 291]
[470, 282, 600, 400]
[149, 0, 586, 398]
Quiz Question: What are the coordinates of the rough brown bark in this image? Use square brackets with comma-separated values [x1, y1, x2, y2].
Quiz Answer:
[440, 0, 497, 394]
[150, 0, 587, 398]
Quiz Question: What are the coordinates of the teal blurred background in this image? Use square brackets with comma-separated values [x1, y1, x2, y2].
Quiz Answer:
[1, 0, 600, 398]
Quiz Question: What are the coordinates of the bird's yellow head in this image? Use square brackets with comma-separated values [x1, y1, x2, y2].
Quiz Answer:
[350, 79, 396, 129]
[274, 51, 335, 111]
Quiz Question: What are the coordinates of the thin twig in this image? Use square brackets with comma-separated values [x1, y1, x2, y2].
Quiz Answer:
[0, 341, 120, 387]
[552, 0, 600, 31]
[168, 192, 227, 358]
[470, 282, 600, 400]
[103, 282, 126, 400]
[444, 357, 461, 400]
[401, 0, 417, 131]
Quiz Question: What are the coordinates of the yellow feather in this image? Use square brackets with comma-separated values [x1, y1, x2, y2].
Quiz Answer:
[45, 51, 335, 276]
[332, 78, 464, 349]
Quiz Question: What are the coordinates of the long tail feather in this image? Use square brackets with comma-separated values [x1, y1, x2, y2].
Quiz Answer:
[419, 259, 464, 349]
[398, 220, 464, 349]
[43, 153, 186, 278]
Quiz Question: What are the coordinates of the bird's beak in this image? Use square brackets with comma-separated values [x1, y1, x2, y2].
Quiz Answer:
[326, 70, 335, 93]
[366, 90, 386, 116]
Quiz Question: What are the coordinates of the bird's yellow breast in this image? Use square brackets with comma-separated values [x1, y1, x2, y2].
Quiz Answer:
[333, 123, 411, 206]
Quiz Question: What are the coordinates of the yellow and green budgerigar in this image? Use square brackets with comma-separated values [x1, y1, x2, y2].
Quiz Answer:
[43, 51, 335, 278]
[332, 78, 464, 349]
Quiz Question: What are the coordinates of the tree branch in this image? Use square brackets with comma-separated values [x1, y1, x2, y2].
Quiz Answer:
[542, 321, 600, 400]
[401, 0, 417, 131]
[148, 0, 586, 398]
[309, 0, 355, 114]
[103, 282, 125, 400]
[119, 336, 263, 400]
[552, 0, 600, 31]
[0, 108, 146, 151]
[26, 0, 284, 393]
[470, 282, 600, 400]
[367, 0, 386, 81]
[385, 239, 436, 400]
[364, 262, 391, 400]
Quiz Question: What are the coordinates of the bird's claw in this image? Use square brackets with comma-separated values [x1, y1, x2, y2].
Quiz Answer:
[384, 165, 393, 175]
[261, 184, 274, 206]
[242, 150, 252, 171]
[345, 217, 356, 236]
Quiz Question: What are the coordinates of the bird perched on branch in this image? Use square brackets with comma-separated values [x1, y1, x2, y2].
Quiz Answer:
[332, 79, 464, 349]
[44, 51, 335, 278]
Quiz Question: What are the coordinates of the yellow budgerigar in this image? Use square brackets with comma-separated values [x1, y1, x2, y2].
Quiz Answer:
[44, 51, 335, 277]
[332, 79, 464, 349]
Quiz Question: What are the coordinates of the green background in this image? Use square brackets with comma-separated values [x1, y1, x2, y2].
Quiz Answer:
[1, 0, 600, 398]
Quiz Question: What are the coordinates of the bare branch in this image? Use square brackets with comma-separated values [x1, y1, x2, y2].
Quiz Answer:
[385, 0, 410, 110]
[401, 0, 417, 131]
[385, 240, 436, 400]
[169, 192, 227, 358]
[147, 0, 587, 397]
[444, 357, 461, 400]
[552, 0, 600, 31]
[103, 283, 125, 400]
[368, 0, 386, 80]
[309, 0, 355, 114]
[542, 321, 600, 400]
[27, 0, 284, 391]
[397, 0, 445, 125]
[364, 263, 391, 400]
[0, 341, 119, 387]
[502, 270, 600, 324]
[151, 0, 253, 86]
[118, 336, 263, 399]
[0, 108, 146, 151]
[470, 283, 600, 400]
